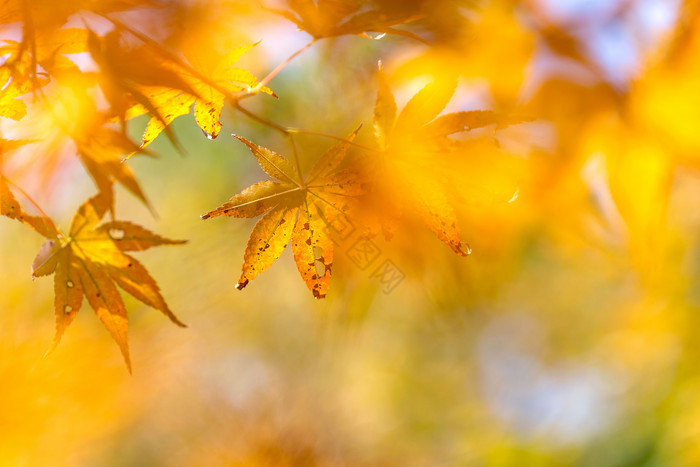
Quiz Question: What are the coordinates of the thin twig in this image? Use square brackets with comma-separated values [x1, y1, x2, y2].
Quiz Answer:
[289, 129, 381, 153]
[258, 39, 316, 88]
[233, 100, 289, 134]
[288, 132, 304, 186]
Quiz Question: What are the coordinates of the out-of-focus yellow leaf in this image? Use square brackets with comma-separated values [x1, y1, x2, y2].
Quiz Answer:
[30, 191, 186, 371]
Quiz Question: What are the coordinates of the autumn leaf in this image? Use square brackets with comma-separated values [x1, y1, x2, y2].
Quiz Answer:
[266, 0, 426, 42]
[392, 3, 534, 105]
[372, 68, 530, 255]
[202, 129, 363, 298]
[29, 191, 186, 372]
[87, 28, 198, 148]
[75, 126, 151, 209]
[0, 0, 157, 28]
[0, 67, 34, 120]
[0, 175, 58, 237]
[134, 42, 274, 148]
[0, 27, 89, 84]
[32, 84, 151, 208]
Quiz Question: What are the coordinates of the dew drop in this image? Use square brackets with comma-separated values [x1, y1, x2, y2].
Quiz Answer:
[365, 31, 386, 40]
[109, 229, 125, 239]
[64, 305, 72, 313]
[67, 281, 74, 288]
[460, 242, 472, 256]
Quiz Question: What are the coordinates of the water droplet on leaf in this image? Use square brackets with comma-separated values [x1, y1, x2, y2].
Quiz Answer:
[459, 242, 472, 256]
[365, 32, 386, 40]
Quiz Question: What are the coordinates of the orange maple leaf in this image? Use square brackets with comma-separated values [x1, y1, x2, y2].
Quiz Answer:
[371, 67, 530, 255]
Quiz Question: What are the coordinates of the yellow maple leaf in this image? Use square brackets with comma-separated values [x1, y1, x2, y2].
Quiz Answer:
[30, 191, 186, 372]
[202, 129, 362, 298]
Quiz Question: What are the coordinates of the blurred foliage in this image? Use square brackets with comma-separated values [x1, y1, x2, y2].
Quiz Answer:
[2, 0, 700, 465]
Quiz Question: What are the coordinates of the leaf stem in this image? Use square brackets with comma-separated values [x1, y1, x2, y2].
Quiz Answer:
[289, 129, 382, 153]
[233, 102, 381, 157]
[258, 39, 316, 89]
[288, 133, 304, 187]
[233, 100, 289, 134]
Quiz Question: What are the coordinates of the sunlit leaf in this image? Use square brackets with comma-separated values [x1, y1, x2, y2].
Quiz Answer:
[31, 192, 186, 371]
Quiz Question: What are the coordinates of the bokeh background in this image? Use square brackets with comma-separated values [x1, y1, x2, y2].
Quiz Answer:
[3, 0, 700, 465]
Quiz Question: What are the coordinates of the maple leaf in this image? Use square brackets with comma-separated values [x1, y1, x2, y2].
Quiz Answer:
[32, 84, 152, 208]
[29, 191, 186, 372]
[266, 0, 425, 42]
[0, 67, 34, 121]
[372, 67, 531, 255]
[0, 175, 58, 237]
[202, 129, 363, 298]
[133, 42, 274, 148]
[75, 125, 151, 209]
[0, 0, 157, 28]
[0, 27, 89, 84]
[0, 1, 159, 94]
[87, 28, 199, 146]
